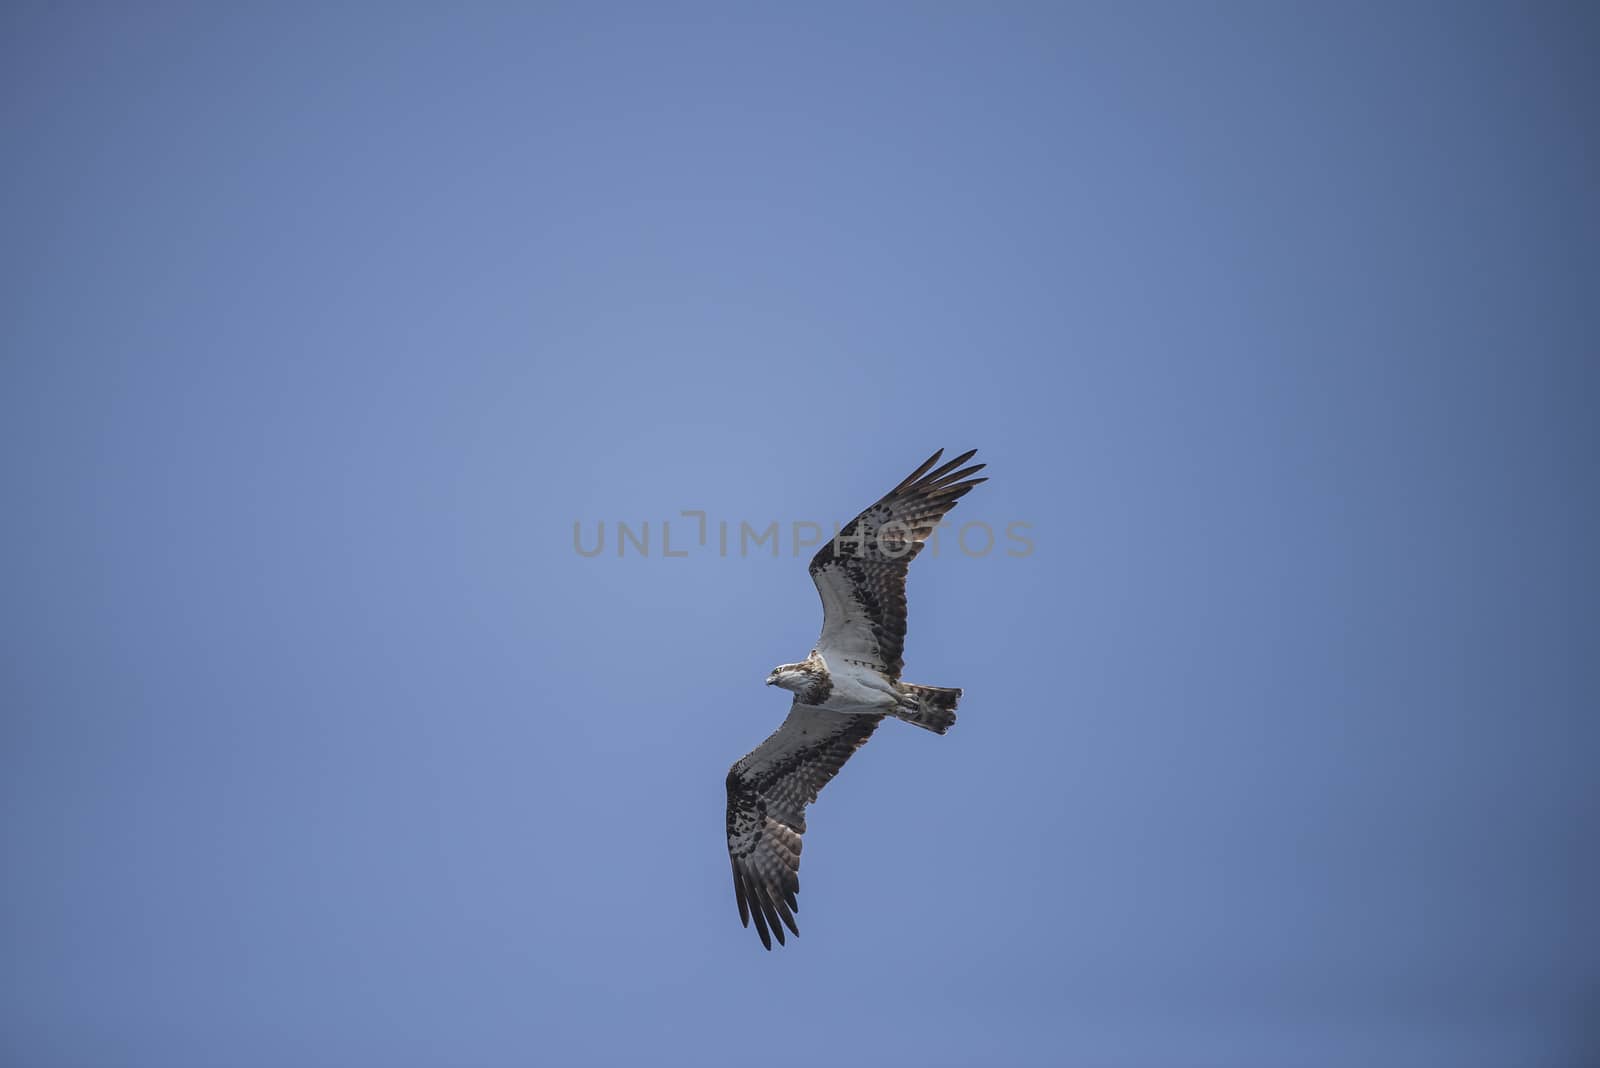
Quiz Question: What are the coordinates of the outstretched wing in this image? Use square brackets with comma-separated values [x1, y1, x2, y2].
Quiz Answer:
[725, 704, 883, 949]
[809, 448, 986, 679]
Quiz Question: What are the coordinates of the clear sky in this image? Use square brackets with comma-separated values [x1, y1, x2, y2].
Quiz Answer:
[3, 4, 1596, 1066]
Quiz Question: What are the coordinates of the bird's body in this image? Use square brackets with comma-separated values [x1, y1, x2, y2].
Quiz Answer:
[767, 649, 891, 712]
[725, 448, 986, 949]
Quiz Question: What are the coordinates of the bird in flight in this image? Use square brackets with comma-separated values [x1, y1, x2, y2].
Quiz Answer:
[725, 448, 986, 949]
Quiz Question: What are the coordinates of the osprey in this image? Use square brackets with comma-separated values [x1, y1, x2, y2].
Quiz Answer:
[725, 448, 986, 949]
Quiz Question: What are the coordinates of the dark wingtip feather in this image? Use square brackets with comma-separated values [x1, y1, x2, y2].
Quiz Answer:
[775, 896, 800, 937]
[748, 892, 773, 949]
[755, 883, 786, 946]
[918, 448, 978, 487]
[941, 447, 980, 471]
[892, 449, 945, 493]
[926, 458, 982, 481]
[731, 862, 750, 928]
[933, 477, 988, 501]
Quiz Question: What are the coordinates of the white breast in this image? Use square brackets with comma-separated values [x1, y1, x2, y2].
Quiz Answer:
[816, 655, 898, 713]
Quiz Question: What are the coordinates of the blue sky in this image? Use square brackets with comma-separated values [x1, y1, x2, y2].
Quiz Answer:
[2, 4, 1596, 1066]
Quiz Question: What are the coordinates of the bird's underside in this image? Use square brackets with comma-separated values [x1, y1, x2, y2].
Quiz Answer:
[725, 447, 985, 949]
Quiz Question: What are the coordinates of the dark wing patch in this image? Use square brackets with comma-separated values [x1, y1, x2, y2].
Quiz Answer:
[809, 448, 986, 678]
[726, 706, 883, 949]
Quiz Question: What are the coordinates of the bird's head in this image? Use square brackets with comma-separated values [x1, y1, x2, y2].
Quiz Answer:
[766, 653, 825, 693]
[765, 665, 805, 692]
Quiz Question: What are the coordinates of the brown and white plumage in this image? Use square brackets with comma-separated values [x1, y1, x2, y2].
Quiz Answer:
[725, 448, 985, 949]
[808, 447, 986, 678]
[725, 707, 880, 949]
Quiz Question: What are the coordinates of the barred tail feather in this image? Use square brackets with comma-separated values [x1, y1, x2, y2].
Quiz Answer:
[894, 684, 961, 734]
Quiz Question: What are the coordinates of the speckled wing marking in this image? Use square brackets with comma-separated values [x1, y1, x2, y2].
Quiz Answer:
[725, 704, 883, 950]
[809, 448, 987, 680]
